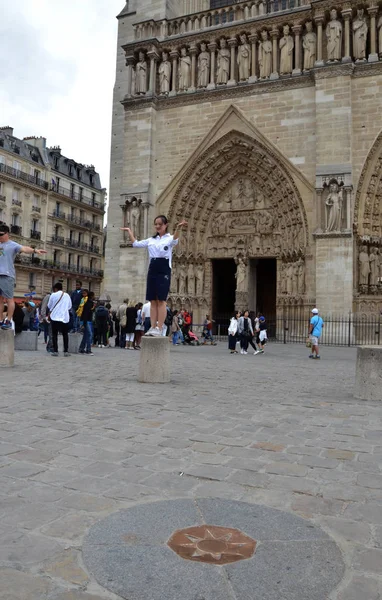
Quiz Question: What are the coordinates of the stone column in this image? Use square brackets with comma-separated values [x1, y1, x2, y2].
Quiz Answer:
[270, 28, 279, 79]
[142, 202, 150, 239]
[189, 44, 198, 93]
[169, 50, 179, 96]
[344, 186, 352, 230]
[292, 25, 302, 75]
[368, 6, 379, 62]
[227, 38, 237, 87]
[249, 33, 258, 82]
[147, 50, 159, 96]
[125, 55, 135, 97]
[207, 42, 217, 89]
[315, 188, 323, 233]
[314, 16, 324, 66]
[342, 9, 352, 63]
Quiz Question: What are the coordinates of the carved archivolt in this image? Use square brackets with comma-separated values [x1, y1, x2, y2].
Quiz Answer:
[167, 130, 309, 259]
[354, 130, 382, 238]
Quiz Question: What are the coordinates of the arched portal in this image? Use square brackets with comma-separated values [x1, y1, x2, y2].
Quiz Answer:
[165, 128, 311, 323]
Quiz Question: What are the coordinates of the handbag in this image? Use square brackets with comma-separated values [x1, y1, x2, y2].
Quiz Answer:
[306, 337, 312, 348]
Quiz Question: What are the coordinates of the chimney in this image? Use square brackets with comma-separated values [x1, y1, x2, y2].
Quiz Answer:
[24, 136, 47, 151]
[0, 126, 14, 136]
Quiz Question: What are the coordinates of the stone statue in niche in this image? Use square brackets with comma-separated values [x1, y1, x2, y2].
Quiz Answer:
[303, 21, 316, 70]
[326, 9, 342, 62]
[128, 199, 141, 235]
[237, 34, 251, 81]
[216, 38, 230, 85]
[258, 30, 272, 79]
[178, 47, 191, 91]
[352, 9, 368, 61]
[369, 247, 379, 286]
[179, 265, 187, 295]
[135, 52, 147, 94]
[325, 182, 343, 232]
[198, 42, 210, 88]
[196, 264, 204, 295]
[159, 52, 171, 95]
[291, 262, 298, 295]
[279, 25, 294, 75]
[359, 247, 370, 286]
[187, 263, 195, 295]
[170, 266, 178, 293]
[378, 15, 382, 57]
[235, 257, 247, 292]
[286, 262, 293, 294]
[297, 258, 305, 294]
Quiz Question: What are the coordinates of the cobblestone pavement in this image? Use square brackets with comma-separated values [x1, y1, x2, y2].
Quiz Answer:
[0, 340, 381, 600]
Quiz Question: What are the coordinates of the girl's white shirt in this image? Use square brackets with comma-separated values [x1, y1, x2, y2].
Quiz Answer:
[133, 233, 179, 268]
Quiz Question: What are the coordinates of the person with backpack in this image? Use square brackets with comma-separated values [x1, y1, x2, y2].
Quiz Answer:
[95, 301, 109, 348]
[254, 316, 267, 355]
[125, 300, 137, 349]
[164, 304, 173, 336]
[117, 298, 129, 349]
[134, 302, 144, 349]
[202, 314, 216, 345]
[309, 308, 324, 359]
[170, 309, 180, 345]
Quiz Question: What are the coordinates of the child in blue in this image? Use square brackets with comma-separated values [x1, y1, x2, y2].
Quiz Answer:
[309, 308, 324, 359]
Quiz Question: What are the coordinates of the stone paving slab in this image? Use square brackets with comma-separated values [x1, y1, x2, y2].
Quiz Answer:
[0, 341, 381, 599]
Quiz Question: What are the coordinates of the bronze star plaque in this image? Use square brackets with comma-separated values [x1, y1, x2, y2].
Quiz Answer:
[167, 525, 257, 565]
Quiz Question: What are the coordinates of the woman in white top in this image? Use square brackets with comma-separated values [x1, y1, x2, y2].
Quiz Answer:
[121, 215, 187, 336]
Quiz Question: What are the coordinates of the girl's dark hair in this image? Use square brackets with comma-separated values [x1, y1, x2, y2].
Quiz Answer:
[153, 215, 169, 237]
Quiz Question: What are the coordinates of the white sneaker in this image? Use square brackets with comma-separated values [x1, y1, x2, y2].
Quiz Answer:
[98, 344, 102, 348]
[150, 327, 162, 337]
[254, 350, 261, 355]
[240, 349, 244, 355]
[243, 351, 248, 355]
[145, 327, 155, 336]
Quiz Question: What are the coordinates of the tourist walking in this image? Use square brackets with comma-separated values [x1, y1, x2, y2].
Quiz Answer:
[228, 311, 240, 354]
[254, 316, 268, 355]
[0, 222, 46, 330]
[134, 302, 144, 349]
[121, 215, 187, 336]
[238, 309, 257, 354]
[95, 301, 109, 348]
[70, 281, 82, 332]
[125, 300, 137, 349]
[309, 308, 324, 359]
[117, 298, 129, 348]
[202, 315, 216, 345]
[78, 289, 95, 355]
[142, 300, 151, 333]
[171, 309, 180, 345]
[47, 282, 72, 357]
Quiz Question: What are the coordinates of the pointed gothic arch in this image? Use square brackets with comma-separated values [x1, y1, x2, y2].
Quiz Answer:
[354, 130, 382, 237]
[167, 129, 310, 259]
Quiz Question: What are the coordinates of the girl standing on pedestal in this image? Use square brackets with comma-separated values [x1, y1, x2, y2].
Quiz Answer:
[121, 215, 187, 337]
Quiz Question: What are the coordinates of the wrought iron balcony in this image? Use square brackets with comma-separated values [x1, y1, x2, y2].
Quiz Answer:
[0, 194, 6, 202]
[66, 238, 81, 248]
[10, 225, 22, 236]
[0, 163, 49, 190]
[31, 205, 41, 213]
[52, 210, 66, 220]
[51, 235, 65, 245]
[89, 245, 100, 254]
[12, 199, 22, 207]
[30, 230, 41, 240]
[50, 183, 105, 212]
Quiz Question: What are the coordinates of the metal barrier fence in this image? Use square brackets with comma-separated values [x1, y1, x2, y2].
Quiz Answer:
[192, 315, 382, 347]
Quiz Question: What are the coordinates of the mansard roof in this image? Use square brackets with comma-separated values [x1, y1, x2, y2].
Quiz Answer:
[0, 130, 45, 167]
[47, 147, 103, 190]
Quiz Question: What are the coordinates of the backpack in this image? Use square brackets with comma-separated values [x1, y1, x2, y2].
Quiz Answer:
[96, 306, 108, 319]
[164, 308, 173, 327]
[184, 313, 191, 326]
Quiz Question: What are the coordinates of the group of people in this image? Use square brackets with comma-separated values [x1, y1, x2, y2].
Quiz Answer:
[228, 310, 268, 356]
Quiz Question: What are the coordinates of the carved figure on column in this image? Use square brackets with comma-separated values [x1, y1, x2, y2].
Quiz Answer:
[179, 264, 187, 295]
[187, 263, 195, 295]
[359, 247, 370, 287]
[198, 42, 210, 88]
[369, 247, 379, 286]
[291, 261, 298, 295]
[135, 52, 147, 94]
[235, 257, 247, 292]
[159, 52, 171, 95]
[303, 21, 316, 70]
[237, 34, 251, 81]
[129, 199, 141, 237]
[178, 47, 191, 91]
[325, 182, 343, 232]
[326, 9, 342, 62]
[258, 30, 272, 79]
[170, 265, 178, 293]
[279, 25, 294, 75]
[297, 258, 305, 294]
[196, 264, 204, 296]
[216, 38, 230, 84]
[352, 9, 368, 61]
[286, 262, 293, 294]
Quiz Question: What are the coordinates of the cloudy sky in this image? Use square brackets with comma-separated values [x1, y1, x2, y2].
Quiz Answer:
[0, 0, 124, 194]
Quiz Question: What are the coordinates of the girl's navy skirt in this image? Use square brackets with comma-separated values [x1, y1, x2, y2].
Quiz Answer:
[146, 258, 171, 301]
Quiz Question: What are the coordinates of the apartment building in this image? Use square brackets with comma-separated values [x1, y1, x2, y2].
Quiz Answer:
[0, 127, 106, 299]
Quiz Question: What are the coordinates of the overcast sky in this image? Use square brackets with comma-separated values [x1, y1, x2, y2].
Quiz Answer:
[0, 0, 124, 194]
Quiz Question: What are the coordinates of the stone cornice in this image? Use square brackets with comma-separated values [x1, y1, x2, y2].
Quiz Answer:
[122, 73, 314, 110]
[313, 62, 354, 79]
[313, 230, 353, 238]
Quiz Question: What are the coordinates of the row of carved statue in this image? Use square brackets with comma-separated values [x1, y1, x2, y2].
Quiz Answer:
[279, 259, 306, 296]
[171, 262, 205, 296]
[359, 244, 382, 291]
[127, 8, 379, 96]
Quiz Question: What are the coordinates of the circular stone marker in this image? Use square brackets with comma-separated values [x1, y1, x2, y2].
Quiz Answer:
[83, 498, 345, 600]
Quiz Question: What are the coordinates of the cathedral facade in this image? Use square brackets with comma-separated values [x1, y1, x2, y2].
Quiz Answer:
[105, 0, 382, 324]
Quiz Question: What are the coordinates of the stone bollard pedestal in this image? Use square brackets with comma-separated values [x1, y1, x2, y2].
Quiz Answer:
[138, 336, 170, 383]
[14, 331, 38, 351]
[355, 346, 382, 401]
[68, 333, 82, 354]
[0, 329, 14, 367]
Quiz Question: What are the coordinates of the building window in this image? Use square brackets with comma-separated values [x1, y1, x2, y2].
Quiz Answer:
[77, 168, 82, 180]
[54, 156, 59, 169]
[13, 161, 21, 171]
[79, 187, 83, 200]
[77, 255, 81, 270]
[31, 219, 39, 233]
[12, 188, 19, 202]
[0, 155, 5, 165]
[78, 232, 83, 243]
[11, 213, 19, 226]
[71, 206, 76, 218]
[29, 272, 36, 288]
[0, 208, 3, 221]
[68, 164, 73, 176]
[70, 183, 75, 198]
[68, 253, 73, 266]
[55, 201, 61, 213]
[69, 230, 74, 242]
[91, 192, 96, 205]
[33, 194, 40, 207]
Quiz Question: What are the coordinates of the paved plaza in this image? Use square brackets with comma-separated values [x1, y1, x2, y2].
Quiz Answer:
[0, 341, 381, 600]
